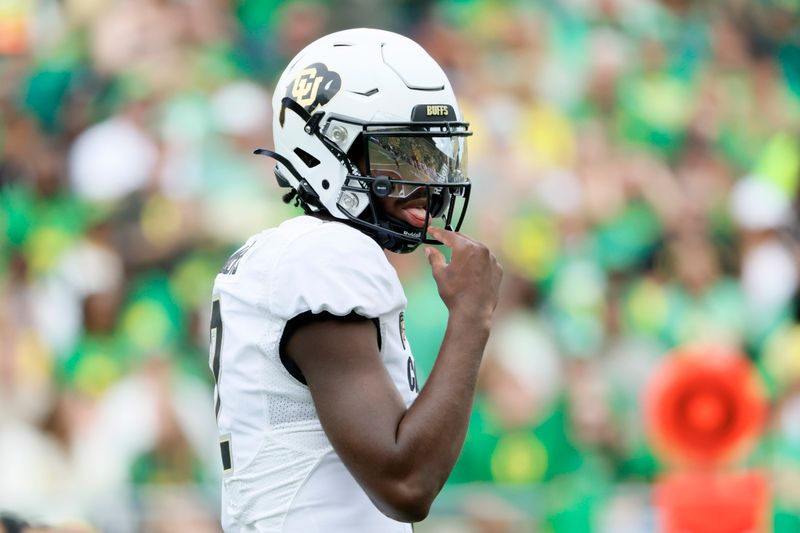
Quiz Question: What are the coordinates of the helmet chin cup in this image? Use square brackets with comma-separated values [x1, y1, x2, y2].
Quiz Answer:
[374, 216, 425, 254]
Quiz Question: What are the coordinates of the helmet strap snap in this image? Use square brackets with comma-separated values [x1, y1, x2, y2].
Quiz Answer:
[371, 176, 392, 198]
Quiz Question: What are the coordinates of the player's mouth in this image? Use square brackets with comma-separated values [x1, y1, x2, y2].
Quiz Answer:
[399, 206, 429, 228]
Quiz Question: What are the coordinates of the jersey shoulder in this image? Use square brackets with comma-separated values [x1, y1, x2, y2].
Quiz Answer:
[267, 216, 407, 320]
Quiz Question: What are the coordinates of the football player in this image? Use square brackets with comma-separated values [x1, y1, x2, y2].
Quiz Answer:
[210, 28, 503, 532]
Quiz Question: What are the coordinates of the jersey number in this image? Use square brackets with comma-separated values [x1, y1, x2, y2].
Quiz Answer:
[210, 298, 223, 418]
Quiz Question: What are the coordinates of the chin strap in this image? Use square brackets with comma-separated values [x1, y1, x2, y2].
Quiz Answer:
[374, 216, 425, 254]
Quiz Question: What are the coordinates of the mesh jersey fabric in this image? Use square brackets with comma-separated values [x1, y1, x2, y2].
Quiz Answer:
[210, 215, 418, 533]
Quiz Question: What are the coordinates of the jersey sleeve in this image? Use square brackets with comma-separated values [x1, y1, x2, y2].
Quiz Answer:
[268, 223, 407, 321]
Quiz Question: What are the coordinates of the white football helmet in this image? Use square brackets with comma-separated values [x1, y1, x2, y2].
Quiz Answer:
[257, 28, 471, 253]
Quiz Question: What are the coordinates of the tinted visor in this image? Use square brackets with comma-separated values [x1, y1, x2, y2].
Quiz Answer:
[366, 134, 468, 199]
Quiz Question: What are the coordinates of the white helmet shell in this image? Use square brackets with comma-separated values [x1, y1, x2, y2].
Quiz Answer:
[270, 28, 463, 220]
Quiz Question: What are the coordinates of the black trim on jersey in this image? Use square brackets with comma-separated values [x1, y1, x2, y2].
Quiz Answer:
[211, 299, 223, 417]
[220, 436, 233, 473]
[279, 311, 382, 385]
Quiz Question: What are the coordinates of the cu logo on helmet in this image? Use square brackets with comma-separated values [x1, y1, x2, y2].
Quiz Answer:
[286, 63, 341, 111]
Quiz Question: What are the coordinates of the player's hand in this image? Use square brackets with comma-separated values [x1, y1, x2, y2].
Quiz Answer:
[425, 227, 503, 323]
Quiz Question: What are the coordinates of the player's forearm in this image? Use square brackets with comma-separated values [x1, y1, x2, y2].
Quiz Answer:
[387, 227, 501, 502]
[390, 311, 490, 505]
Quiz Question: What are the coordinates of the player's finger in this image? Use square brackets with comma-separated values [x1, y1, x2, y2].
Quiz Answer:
[428, 226, 464, 248]
[425, 246, 447, 272]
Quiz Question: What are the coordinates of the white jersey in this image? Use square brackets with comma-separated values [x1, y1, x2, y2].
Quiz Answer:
[210, 215, 419, 533]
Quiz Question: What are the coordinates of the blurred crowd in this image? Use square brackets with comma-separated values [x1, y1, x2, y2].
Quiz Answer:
[1, 0, 800, 531]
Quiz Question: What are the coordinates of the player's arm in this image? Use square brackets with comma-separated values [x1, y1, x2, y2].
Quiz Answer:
[286, 226, 502, 522]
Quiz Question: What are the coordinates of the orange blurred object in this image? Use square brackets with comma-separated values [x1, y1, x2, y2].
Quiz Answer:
[0, 4, 29, 55]
[644, 345, 767, 467]
[655, 471, 770, 533]
[647, 346, 771, 532]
